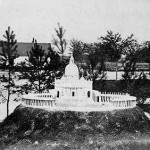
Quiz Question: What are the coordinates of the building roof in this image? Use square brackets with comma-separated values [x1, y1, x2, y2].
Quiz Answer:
[0, 42, 50, 56]
[0, 42, 149, 71]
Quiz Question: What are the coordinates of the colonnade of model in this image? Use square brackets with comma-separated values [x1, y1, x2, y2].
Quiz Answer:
[96, 96, 136, 107]
[22, 93, 56, 108]
[22, 91, 136, 109]
[22, 98, 56, 107]
[112, 100, 136, 107]
[92, 91, 136, 108]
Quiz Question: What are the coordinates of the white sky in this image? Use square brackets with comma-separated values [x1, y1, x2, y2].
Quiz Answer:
[0, 0, 150, 43]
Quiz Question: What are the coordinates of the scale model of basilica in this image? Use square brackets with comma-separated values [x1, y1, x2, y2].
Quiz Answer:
[55, 54, 92, 101]
[22, 54, 137, 110]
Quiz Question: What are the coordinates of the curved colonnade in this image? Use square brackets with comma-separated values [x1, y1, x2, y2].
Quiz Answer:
[22, 90, 137, 109]
[92, 91, 136, 108]
[22, 92, 56, 108]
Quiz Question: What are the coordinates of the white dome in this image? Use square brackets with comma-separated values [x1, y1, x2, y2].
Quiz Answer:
[65, 54, 79, 79]
[65, 63, 79, 77]
[80, 76, 85, 81]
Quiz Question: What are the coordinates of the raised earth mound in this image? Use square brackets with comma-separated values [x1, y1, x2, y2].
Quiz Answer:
[0, 105, 150, 150]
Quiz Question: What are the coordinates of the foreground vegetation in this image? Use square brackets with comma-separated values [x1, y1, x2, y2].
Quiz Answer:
[4, 137, 150, 150]
[0, 105, 150, 149]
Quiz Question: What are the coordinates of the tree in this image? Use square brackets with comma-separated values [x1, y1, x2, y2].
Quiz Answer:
[138, 41, 150, 65]
[46, 43, 62, 77]
[84, 43, 106, 84]
[121, 34, 141, 91]
[52, 23, 67, 56]
[19, 39, 61, 93]
[52, 23, 68, 72]
[69, 39, 87, 64]
[135, 41, 150, 63]
[100, 31, 123, 80]
[0, 26, 19, 116]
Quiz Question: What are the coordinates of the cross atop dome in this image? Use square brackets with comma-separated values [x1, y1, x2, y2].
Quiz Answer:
[70, 53, 74, 63]
[69, 52, 74, 64]
[64, 52, 79, 79]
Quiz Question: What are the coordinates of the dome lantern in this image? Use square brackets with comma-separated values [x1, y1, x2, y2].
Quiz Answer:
[64, 53, 79, 79]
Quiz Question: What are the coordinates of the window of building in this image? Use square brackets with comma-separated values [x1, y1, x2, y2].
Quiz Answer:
[87, 91, 90, 98]
[72, 92, 75, 96]
[57, 91, 59, 98]
[97, 96, 99, 102]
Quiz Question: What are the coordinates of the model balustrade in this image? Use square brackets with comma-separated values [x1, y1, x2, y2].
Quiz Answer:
[22, 92, 56, 108]
[92, 91, 136, 108]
